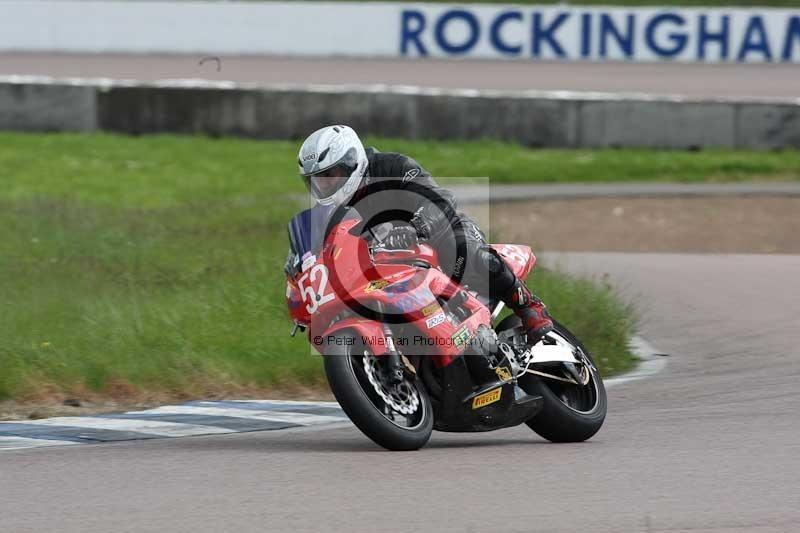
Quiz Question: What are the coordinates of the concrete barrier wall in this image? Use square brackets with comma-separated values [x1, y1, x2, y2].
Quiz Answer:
[0, 81, 97, 132]
[2, 77, 799, 150]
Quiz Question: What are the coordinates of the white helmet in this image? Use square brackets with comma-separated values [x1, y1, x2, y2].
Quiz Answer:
[298, 125, 368, 206]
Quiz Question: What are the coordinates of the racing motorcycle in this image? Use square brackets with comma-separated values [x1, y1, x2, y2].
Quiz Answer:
[285, 205, 606, 451]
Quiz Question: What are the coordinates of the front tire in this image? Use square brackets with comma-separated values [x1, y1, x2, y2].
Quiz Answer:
[496, 317, 607, 442]
[323, 331, 433, 451]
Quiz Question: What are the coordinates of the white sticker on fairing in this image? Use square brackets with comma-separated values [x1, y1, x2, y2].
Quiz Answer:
[425, 312, 446, 329]
[301, 254, 316, 272]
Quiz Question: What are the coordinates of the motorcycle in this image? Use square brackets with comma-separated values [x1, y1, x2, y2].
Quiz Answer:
[285, 205, 606, 450]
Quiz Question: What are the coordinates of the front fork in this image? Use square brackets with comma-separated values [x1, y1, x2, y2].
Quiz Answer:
[374, 300, 405, 385]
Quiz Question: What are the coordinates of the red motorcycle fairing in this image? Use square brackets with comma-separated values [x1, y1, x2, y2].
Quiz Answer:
[286, 216, 534, 368]
[305, 265, 492, 367]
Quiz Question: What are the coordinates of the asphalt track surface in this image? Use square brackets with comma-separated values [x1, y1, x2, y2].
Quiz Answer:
[2, 53, 800, 99]
[2, 252, 799, 532]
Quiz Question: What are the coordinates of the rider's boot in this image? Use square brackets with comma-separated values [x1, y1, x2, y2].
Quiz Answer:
[504, 277, 553, 346]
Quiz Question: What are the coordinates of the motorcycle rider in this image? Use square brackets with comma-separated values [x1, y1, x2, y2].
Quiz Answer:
[290, 124, 553, 347]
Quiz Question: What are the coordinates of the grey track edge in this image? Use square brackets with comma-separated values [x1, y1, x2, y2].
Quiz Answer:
[605, 335, 668, 389]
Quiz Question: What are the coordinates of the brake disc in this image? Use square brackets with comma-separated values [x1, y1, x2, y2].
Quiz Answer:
[363, 352, 420, 415]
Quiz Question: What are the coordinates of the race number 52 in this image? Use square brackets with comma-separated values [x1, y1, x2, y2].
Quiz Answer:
[297, 264, 334, 314]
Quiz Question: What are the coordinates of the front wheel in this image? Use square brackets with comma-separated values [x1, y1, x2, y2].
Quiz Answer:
[496, 317, 607, 442]
[323, 331, 433, 451]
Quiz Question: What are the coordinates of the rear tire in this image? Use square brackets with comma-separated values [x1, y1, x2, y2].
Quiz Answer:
[496, 316, 607, 442]
[323, 331, 433, 451]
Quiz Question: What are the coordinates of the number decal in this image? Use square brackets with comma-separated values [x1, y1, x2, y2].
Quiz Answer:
[310, 264, 335, 310]
[298, 264, 335, 314]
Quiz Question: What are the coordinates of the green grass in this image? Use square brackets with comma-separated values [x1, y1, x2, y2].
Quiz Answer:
[20, 130, 800, 402]
[1, 133, 313, 402]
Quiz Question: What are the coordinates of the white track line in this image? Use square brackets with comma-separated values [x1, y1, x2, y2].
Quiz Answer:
[0, 436, 79, 451]
[20, 416, 236, 437]
[134, 405, 345, 425]
[223, 399, 342, 408]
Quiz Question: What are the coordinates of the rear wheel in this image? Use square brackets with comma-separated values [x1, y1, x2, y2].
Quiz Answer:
[496, 316, 607, 442]
[323, 331, 433, 451]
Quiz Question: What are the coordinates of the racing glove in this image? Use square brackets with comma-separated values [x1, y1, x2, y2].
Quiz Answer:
[383, 225, 419, 250]
[410, 211, 432, 242]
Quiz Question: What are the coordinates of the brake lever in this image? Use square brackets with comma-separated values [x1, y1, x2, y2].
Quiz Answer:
[289, 321, 306, 337]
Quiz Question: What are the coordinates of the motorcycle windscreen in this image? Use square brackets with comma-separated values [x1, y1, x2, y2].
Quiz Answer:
[287, 204, 363, 258]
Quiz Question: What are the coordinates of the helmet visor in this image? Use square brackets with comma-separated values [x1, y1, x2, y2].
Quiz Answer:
[300, 147, 359, 200]
[304, 165, 353, 199]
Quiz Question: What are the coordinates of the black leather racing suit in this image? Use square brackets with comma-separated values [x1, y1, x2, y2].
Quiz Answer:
[354, 147, 519, 304]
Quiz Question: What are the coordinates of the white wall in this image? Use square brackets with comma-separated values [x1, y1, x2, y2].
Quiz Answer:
[2, 1, 799, 63]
